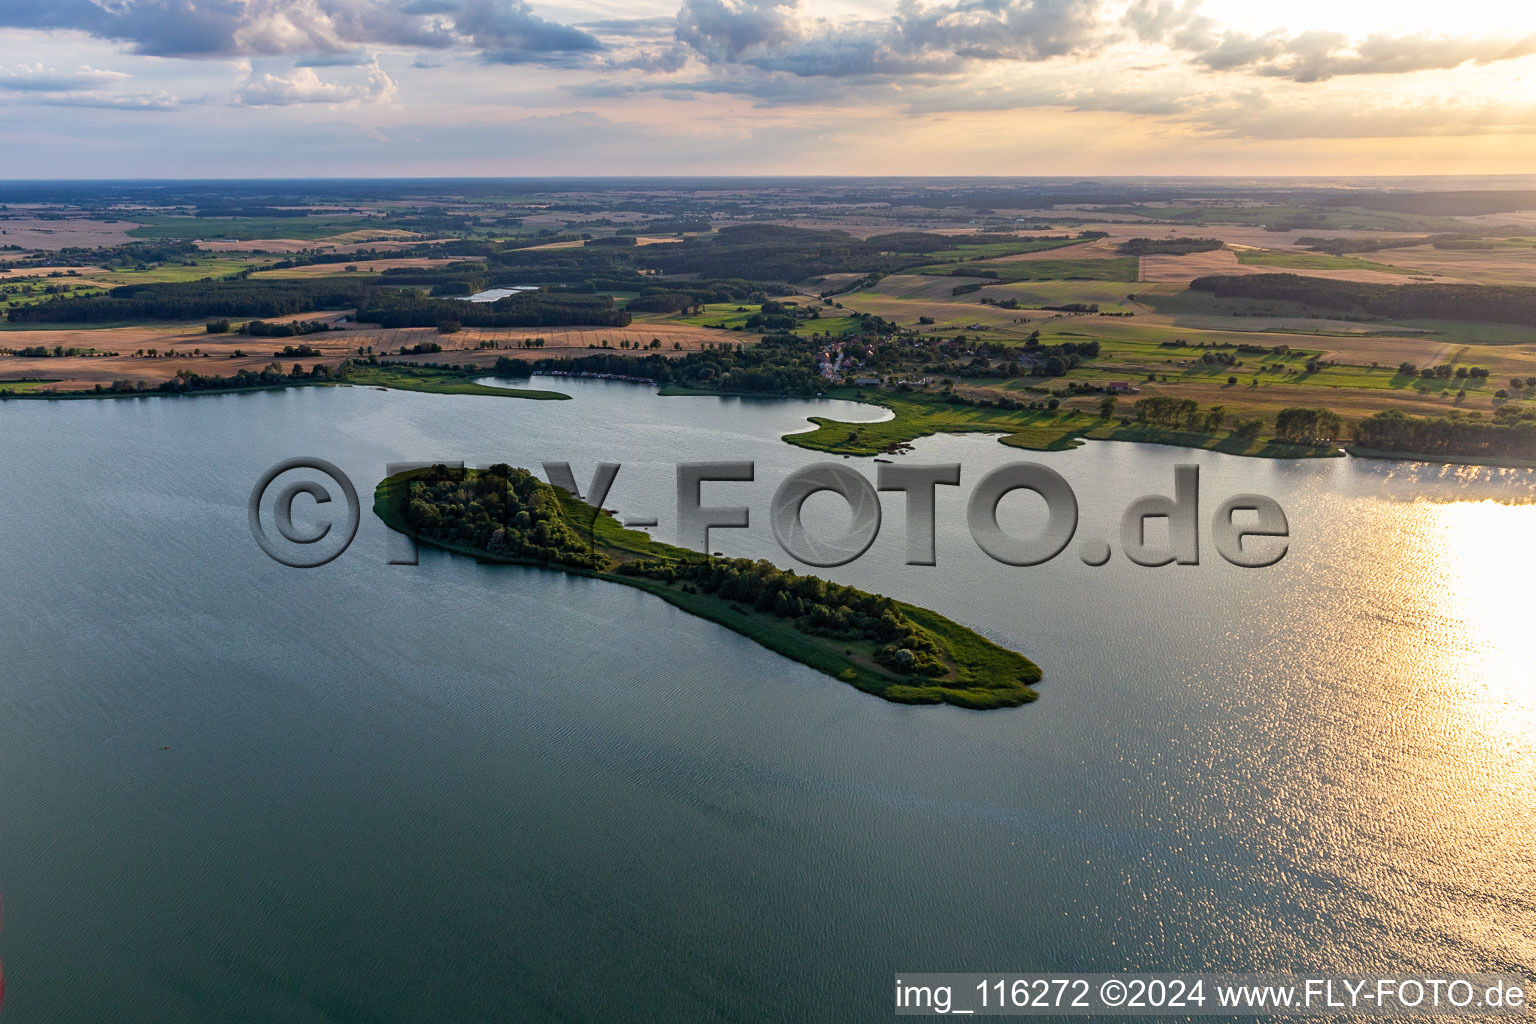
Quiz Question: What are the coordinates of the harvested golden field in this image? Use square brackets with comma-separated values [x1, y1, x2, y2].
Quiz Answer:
[0, 265, 103, 279]
[805, 272, 867, 293]
[1455, 211, 1536, 229]
[251, 258, 459, 278]
[1367, 245, 1536, 285]
[726, 218, 994, 238]
[196, 233, 437, 254]
[347, 320, 744, 360]
[0, 218, 141, 249]
[0, 311, 745, 392]
[1146, 303, 1436, 337]
[1079, 378, 1505, 421]
[0, 315, 362, 390]
[1305, 335, 1457, 366]
[1072, 222, 1429, 249]
[327, 229, 420, 245]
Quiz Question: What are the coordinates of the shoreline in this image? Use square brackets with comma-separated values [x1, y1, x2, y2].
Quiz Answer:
[8, 366, 1536, 471]
[373, 468, 1042, 710]
[783, 388, 1344, 461]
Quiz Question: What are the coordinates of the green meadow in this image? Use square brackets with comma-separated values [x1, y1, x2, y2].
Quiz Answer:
[342, 365, 570, 399]
[127, 216, 384, 241]
[668, 302, 863, 336]
[1234, 250, 1418, 275]
[786, 389, 1337, 459]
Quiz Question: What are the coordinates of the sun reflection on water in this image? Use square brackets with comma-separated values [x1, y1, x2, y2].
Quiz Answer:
[1420, 499, 1536, 743]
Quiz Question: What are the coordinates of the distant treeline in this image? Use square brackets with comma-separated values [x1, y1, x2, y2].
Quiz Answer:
[370, 225, 1109, 291]
[620, 219, 710, 234]
[585, 225, 1103, 282]
[195, 206, 314, 219]
[493, 333, 821, 395]
[1315, 190, 1536, 217]
[1116, 237, 1223, 256]
[0, 362, 337, 399]
[1296, 232, 1522, 255]
[16, 239, 203, 270]
[5, 266, 630, 328]
[358, 292, 630, 329]
[1356, 409, 1536, 458]
[1189, 274, 1536, 327]
[6, 278, 377, 323]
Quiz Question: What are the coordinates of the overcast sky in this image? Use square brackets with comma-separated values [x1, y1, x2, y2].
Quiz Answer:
[2, 0, 1535, 178]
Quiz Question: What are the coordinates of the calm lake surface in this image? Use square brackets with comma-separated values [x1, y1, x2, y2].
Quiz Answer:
[458, 286, 540, 303]
[2, 377, 1534, 1021]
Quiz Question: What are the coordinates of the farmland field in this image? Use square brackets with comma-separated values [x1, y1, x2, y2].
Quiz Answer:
[1234, 249, 1418, 275]
[127, 215, 389, 241]
[4, 177, 1536, 463]
[916, 256, 1138, 282]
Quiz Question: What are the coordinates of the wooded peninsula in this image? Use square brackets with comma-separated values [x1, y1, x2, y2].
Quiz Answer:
[373, 464, 1042, 710]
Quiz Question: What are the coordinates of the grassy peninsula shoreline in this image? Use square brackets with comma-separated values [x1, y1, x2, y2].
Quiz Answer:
[786, 388, 1341, 460]
[373, 466, 1042, 709]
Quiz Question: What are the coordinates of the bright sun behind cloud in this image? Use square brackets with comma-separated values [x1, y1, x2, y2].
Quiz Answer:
[1202, 0, 1536, 36]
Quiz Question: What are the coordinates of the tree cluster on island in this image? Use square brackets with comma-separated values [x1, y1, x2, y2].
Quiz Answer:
[384, 464, 1043, 705]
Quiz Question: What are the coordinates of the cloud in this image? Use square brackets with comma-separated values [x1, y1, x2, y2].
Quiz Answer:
[296, 50, 376, 67]
[604, 45, 693, 73]
[0, 63, 130, 92]
[34, 92, 189, 111]
[1186, 97, 1536, 139]
[235, 60, 398, 105]
[670, 0, 1106, 77]
[0, 61, 189, 110]
[1125, 1, 1536, 82]
[0, 0, 597, 64]
[1254, 32, 1536, 82]
[454, 0, 603, 63]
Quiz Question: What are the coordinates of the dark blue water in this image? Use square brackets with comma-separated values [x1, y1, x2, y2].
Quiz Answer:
[2, 379, 1533, 1021]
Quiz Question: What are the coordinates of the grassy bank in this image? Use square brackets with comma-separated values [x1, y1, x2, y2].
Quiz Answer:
[0, 378, 61, 393]
[346, 365, 569, 399]
[787, 389, 1338, 459]
[1345, 445, 1536, 469]
[373, 468, 1041, 710]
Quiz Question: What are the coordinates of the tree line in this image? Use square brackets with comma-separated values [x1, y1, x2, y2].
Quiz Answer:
[617, 555, 949, 677]
[1191, 273, 1536, 327]
[1117, 237, 1223, 256]
[492, 333, 822, 395]
[1355, 409, 1536, 458]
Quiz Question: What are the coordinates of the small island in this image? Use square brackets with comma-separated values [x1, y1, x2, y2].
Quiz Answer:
[374, 464, 1041, 709]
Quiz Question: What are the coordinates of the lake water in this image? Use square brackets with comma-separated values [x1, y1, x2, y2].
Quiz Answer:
[2, 377, 1534, 1021]
[457, 286, 540, 303]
